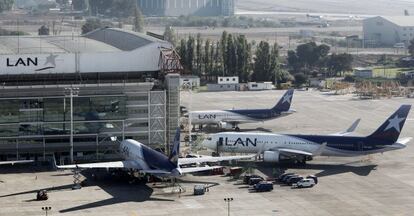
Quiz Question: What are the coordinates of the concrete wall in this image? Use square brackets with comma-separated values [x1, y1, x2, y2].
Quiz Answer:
[207, 83, 239, 91]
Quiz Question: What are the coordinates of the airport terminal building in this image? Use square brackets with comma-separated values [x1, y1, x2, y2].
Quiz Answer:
[0, 28, 181, 162]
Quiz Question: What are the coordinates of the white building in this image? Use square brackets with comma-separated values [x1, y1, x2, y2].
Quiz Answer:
[180, 75, 200, 89]
[218, 76, 239, 84]
[248, 82, 274, 91]
[363, 16, 414, 47]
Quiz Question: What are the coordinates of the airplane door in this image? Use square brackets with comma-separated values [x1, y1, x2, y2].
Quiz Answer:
[217, 137, 224, 152]
[218, 137, 224, 146]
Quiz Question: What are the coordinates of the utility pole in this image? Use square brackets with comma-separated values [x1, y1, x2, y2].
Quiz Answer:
[41, 207, 51, 216]
[224, 197, 234, 216]
[65, 87, 79, 164]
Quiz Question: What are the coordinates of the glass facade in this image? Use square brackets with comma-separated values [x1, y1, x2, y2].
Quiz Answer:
[0, 85, 167, 159]
[0, 96, 127, 137]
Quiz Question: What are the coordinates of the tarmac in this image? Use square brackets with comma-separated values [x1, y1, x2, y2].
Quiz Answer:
[1, 89, 414, 216]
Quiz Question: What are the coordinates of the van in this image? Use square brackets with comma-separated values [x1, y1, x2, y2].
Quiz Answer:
[294, 178, 315, 188]
[248, 177, 264, 186]
[254, 181, 274, 192]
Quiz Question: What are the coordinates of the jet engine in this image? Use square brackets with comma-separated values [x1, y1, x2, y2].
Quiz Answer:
[218, 121, 233, 129]
[263, 151, 280, 163]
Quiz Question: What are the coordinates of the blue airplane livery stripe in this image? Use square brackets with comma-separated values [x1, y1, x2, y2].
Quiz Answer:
[141, 144, 176, 171]
[285, 134, 392, 152]
[224, 89, 294, 120]
[284, 104, 411, 152]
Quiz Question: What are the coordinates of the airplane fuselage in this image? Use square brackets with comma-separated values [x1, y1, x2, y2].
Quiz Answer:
[189, 109, 294, 125]
[120, 140, 177, 174]
[203, 132, 406, 157]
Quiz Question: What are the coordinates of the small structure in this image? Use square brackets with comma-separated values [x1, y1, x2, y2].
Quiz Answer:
[363, 16, 414, 46]
[207, 76, 240, 92]
[354, 67, 373, 78]
[309, 78, 325, 88]
[180, 75, 200, 89]
[218, 76, 239, 84]
[248, 82, 274, 91]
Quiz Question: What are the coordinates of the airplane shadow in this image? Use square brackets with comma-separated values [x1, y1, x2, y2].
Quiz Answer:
[254, 161, 378, 178]
[303, 163, 378, 178]
[0, 164, 54, 174]
[0, 169, 174, 213]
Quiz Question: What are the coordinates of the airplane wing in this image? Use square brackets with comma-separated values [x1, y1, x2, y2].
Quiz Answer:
[331, 118, 361, 136]
[278, 148, 313, 156]
[396, 137, 412, 145]
[0, 160, 34, 165]
[178, 155, 254, 165]
[276, 143, 328, 157]
[56, 160, 139, 169]
[180, 166, 223, 174]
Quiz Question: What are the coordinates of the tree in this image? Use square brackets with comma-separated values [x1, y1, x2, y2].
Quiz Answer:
[133, 2, 144, 32]
[204, 39, 211, 78]
[178, 39, 188, 71]
[327, 53, 353, 77]
[0, 0, 13, 13]
[252, 41, 272, 82]
[269, 43, 280, 83]
[38, 25, 50, 35]
[81, 18, 103, 34]
[235, 35, 251, 82]
[287, 50, 301, 73]
[408, 39, 414, 57]
[287, 42, 331, 75]
[294, 73, 308, 87]
[195, 33, 203, 76]
[220, 31, 228, 75]
[163, 26, 176, 46]
[226, 34, 237, 76]
[296, 42, 319, 71]
[186, 36, 195, 73]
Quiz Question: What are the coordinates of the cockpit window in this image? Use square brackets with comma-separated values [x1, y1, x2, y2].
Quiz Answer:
[207, 137, 212, 140]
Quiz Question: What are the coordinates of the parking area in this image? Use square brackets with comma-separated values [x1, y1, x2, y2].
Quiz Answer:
[1, 89, 414, 216]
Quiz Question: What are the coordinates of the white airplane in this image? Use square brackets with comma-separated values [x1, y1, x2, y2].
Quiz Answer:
[202, 105, 411, 164]
[188, 89, 295, 131]
[0, 160, 34, 165]
[57, 129, 253, 177]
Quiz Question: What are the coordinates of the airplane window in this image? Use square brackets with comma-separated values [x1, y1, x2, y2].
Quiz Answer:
[207, 137, 212, 140]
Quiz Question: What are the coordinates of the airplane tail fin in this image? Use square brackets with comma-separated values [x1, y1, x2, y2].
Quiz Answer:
[367, 105, 411, 144]
[272, 89, 294, 112]
[168, 128, 181, 166]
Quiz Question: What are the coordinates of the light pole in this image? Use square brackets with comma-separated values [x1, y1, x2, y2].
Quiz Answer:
[224, 197, 233, 216]
[41, 206, 51, 216]
[182, 82, 193, 151]
[65, 87, 79, 164]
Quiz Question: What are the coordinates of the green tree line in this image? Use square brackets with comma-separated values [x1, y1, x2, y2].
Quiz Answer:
[177, 31, 285, 84]
[172, 31, 353, 86]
